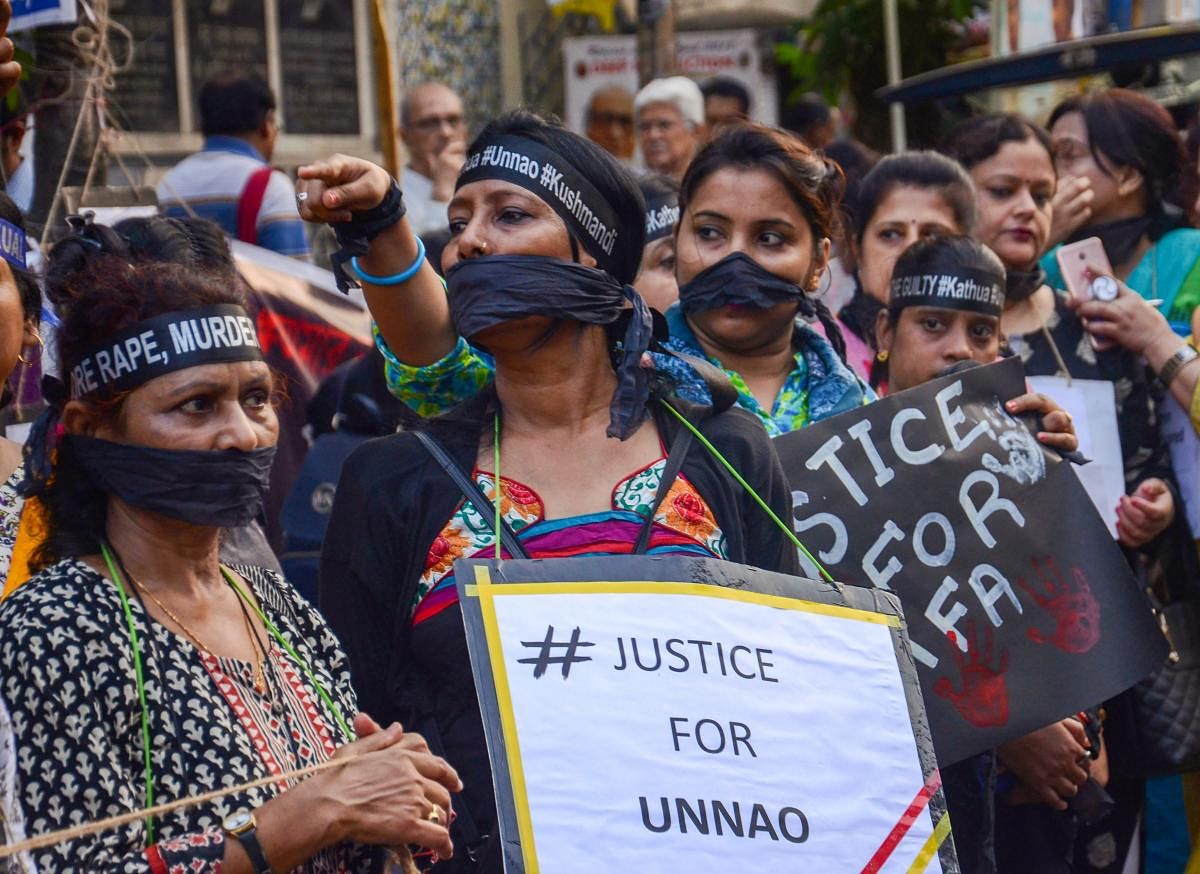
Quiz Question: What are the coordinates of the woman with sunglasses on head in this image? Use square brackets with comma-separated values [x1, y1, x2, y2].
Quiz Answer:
[302, 111, 801, 872]
[0, 224, 461, 872]
[1043, 89, 1200, 333]
[943, 113, 1176, 558]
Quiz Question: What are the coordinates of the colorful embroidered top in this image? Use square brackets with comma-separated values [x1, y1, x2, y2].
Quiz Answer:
[659, 306, 871, 437]
[376, 305, 870, 434]
[413, 458, 727, 625]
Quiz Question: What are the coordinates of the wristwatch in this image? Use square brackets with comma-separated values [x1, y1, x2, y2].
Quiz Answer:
[223, 809, 273, 874]
[1156, 342, 1200, 389]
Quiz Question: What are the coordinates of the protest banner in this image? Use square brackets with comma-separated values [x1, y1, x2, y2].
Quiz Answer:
[458, 555, 958, 874]
[774, 357, 1168, 765]
[674, 29, 778, 126]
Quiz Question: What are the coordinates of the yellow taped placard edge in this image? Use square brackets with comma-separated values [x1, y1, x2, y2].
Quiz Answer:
[472, 565, 540, 872]
[463, 578, 900, 627]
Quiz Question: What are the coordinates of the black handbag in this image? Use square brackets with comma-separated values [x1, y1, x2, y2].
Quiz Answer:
[1109, 512, 1200, 777]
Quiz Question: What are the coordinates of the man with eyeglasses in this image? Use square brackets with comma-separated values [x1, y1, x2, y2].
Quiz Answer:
[633, 77, 707, 182]
[584, 84, 635, 163]
[399, 82, 467, 236]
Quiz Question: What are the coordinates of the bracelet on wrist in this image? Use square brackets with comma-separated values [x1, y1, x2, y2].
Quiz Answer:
[329, 179, 407, 293]
[1156, 342, 1199, 389]
[349, 235, 426, 286]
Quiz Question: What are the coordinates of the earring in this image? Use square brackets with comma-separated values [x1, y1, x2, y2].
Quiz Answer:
[876, 349, 889, 363]
[16, 353, 31, 367]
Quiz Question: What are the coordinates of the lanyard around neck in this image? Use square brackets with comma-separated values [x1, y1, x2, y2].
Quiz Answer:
[100, 541, 351, 846]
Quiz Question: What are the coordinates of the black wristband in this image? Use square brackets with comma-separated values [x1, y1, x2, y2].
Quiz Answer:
[329, 179, 406, 292]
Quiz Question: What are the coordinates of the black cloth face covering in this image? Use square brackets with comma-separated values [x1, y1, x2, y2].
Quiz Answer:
[446, 255, 653, 440]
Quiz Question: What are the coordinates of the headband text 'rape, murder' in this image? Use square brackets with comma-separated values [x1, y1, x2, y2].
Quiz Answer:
[68, 304, 263, 400]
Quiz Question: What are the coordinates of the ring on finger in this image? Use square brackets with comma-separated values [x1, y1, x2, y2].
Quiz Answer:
[427, 806, 441, 825]
[296, 191, 309, 204]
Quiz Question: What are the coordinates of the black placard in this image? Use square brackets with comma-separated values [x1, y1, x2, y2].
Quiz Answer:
[186, 0, 268, 130]
[108, 0, 179, 132]
[277, 0, 359, 135]
[773, 357, 1169, 765]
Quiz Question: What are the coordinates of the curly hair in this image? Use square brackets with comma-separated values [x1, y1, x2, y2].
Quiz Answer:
[27, 217, 249, 568]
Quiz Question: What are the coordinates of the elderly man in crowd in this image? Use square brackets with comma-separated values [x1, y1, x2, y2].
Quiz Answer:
[399, 82, 468, 236]
[634, 76, 706, 181]
[584, 84, 636, 162]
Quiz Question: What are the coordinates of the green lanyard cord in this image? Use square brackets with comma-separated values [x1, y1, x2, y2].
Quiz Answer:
[220, 567, 354, 741]
[100, 543, 157, 845]
[494, 412, 501, 562]
[658, 400, 835, 583]
[101, 541, 356, 850]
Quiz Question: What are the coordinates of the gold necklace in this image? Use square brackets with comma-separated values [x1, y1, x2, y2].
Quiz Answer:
[130, 574, 268, 695]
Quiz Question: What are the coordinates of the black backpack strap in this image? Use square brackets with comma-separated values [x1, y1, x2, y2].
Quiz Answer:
[413, 430, 529, 560]
[632, 410, 697, 555]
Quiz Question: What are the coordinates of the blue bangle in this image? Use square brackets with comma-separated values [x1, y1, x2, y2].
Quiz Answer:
[349, 235, 426, 286]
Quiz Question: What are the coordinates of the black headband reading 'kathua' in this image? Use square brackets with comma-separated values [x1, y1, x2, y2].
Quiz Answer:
[68, 304, 263, 400]
[456, 136, 625, 278]
[888, 238, 1006, 319]
[644, 191, 679, 244]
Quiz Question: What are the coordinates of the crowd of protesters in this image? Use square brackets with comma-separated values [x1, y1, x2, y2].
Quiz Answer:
[0, 9, 1199, 873]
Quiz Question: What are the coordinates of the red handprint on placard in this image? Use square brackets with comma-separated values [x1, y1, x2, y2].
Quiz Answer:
[1016, 555, 1101, 654]
[933, 621, 1010, 728]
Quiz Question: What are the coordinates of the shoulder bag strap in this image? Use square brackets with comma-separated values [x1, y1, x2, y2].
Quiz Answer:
[632, 415, 696, 555]
[236, 165, 274, 245]
[413, 429, 529, 559]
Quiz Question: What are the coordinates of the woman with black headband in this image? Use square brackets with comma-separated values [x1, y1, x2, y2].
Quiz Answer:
[655, 123, 869, 436]
[0, 192, 40, 873]
[635, 172, 681, 313]
[0, 193, 39, 583]
[301, 110, 800, 871]
[0, 228, 461, 871]
[876, 236, 1084, 874]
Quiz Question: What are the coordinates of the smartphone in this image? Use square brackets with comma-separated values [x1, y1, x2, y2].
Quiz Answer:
[1056, 237, 1116, 302]
[1056, 236, 1117, 350]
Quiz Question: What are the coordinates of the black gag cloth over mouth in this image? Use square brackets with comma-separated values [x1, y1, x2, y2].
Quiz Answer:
[70, 436, 276, 528]
[677, 251, 816, 318]
[446, 255, 652, 440]
[456, 136, 626, 280]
